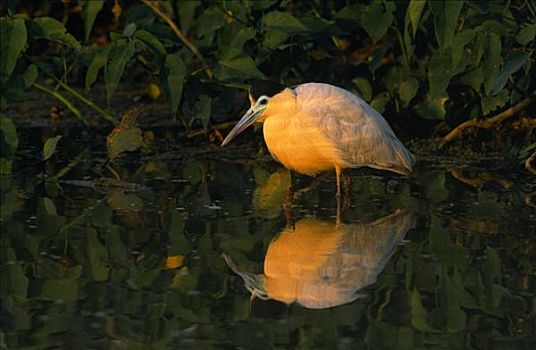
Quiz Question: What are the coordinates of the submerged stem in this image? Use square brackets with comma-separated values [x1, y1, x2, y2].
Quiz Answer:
[32, 83, 87, 125]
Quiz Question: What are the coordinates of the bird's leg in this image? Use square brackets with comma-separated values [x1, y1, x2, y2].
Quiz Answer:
[284, 203, 295, 231]
[335, 166, 342, 198]
[342, 173, 352, 210]
[336, 191, 342, 226]
[284, 170, 295, 207]
[283, 170, 295, 230]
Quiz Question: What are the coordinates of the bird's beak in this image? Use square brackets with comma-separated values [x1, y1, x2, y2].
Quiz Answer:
[222, 104, 265, 146]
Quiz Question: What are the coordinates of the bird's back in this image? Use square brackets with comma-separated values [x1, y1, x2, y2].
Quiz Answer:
[295, 83, 414, 175]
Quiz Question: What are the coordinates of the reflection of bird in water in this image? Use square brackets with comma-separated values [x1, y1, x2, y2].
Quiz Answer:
[222, 81, 414, 196]
[224, 208, 415, 309]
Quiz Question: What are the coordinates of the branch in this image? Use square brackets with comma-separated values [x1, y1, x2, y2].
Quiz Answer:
[440, 92, 536, 147]
[141, 0, 213, 78]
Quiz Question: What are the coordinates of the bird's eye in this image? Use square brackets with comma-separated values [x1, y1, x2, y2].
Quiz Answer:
[259, 99, 267, 105]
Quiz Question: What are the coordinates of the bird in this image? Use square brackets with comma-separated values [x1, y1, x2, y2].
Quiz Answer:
[222, 80, 414, 196]
[224, 208, 415, 309]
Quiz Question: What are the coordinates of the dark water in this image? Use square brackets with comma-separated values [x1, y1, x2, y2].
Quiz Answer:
[1, 131, 535, 349]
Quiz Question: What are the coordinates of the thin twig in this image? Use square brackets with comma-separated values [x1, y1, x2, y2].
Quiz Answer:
[141, 0, 213, 78]
[440, 92, 536, 147]
[525, 150, 536, 176]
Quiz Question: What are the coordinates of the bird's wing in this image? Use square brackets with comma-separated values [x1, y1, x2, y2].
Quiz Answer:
[300, 84, 413, 174]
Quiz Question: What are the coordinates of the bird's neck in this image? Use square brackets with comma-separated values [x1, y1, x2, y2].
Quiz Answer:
[262, 89, 298, 122]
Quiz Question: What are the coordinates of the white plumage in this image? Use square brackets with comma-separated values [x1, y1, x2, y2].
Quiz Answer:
[222, 82, 414, 195]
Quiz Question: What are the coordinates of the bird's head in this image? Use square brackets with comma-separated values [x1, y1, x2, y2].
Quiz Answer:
[222, 80, 290, 146]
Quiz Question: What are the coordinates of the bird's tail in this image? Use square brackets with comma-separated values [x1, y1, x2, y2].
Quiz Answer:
[370, 136, 414, 175]
[392, 138, 414, 175]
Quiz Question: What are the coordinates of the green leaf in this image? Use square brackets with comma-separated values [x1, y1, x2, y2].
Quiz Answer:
[33, 16, 66, 38]
[42, 135, 62, 161]
[428, 48, 453, 97]
[43, 197, 58, 216]
[517, 24, 536, 45]
[123, 23, 137, 37]
[167, 212, 191, 255]
[222, 24, 256, 49]
[193, 95, 212, 130]
[411, 289, 435, 331]
[262, 29, 289, 49]
[415, 93, 447, 120]
[1, 247, 29, 301]
[80, 0, 104, 42]
[385, 66, 406, 92]
[86, 225, 110, 282]
[482, 33, 502, 95]
[196, 6, 225, 38]
[246, 0, 277, 10]
[262, 11, 309, 33]
[493, 51, 531, 95]
[460, 67, 483, 91]
[443, 273, 467, 332]
[23, 64, 38, 88]
[399, 77, 419, 107]
[253, 169, 291, 219]
[134, 29, 166, 56]
[429, 0, 463, 50]
[481, 248, 501, 283]
[104, 40, 136, 101]
[0, 188, 17, 222]
[0, 17, 27, 79]
[452, 269, 477, 309]
[215, 47, 264, 81]
[39, 279, 80, 302]
[107, 191, 143, 211]
[178, 1, 199, 34]
[85, 46, 109, 89]
[352, 77, 372, 102]
[162, 52, 186, 115]
[451, 29, 475, 73]
[481, 86, 509, 115]
[32, 17, 80, 48]
[336, 2, 395, 42]
[359, 1, 395, 42]
[407, 0, 427, 36]
[107, 127, 142, 160]
[370, 92, 391, 113]
[0, 114, 19, 159]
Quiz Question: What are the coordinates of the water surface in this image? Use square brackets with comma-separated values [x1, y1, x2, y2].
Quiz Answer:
[1, 130, 535, 349]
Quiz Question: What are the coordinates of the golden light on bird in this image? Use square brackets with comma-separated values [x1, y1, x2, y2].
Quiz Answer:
[224, 208, 415, 309]
[222, 81, 414, 196]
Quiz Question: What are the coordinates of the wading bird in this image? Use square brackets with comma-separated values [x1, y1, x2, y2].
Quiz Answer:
[222, 81, 414, 196]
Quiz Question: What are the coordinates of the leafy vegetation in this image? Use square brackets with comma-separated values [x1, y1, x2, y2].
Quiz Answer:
[0, 0, 535, 174]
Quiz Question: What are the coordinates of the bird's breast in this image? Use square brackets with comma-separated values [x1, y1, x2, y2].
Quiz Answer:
[263, 113, 345, 175]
